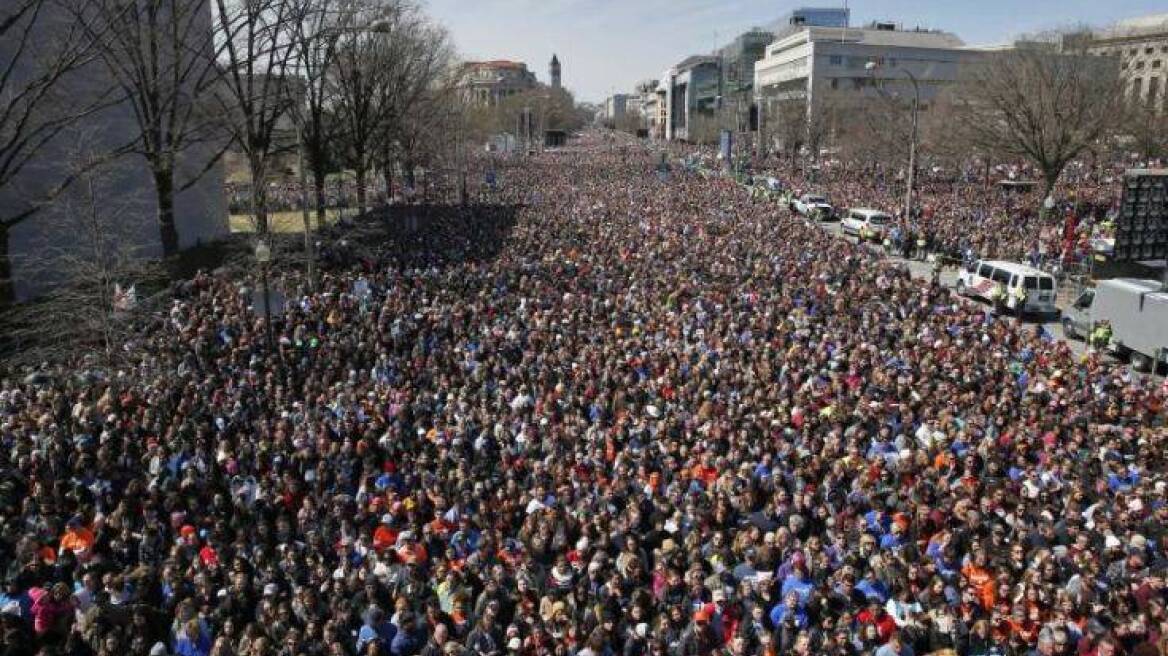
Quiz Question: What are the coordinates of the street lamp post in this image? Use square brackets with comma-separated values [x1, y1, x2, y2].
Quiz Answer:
[866, 61, 921, 221]
[451, 106, 469, 204]
[296, 124, 316, 291]
[254, 240, 275, 354]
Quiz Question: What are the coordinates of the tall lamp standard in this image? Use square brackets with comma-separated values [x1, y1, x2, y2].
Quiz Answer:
[866, 60, 921, 221]
[449, 108, 466, 205]
[255, 240, 275, 354]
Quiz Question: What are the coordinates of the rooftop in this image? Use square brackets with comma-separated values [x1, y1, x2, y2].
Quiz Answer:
[674, 54, 720, 71]
[1096, 13, 1168, 39]
[797, 25, 966, 49]
[464, 60, 529, 70]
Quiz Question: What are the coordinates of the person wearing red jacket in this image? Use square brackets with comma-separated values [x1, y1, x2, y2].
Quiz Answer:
[28, 583, 74, 639]
[857, 599, 898, 644]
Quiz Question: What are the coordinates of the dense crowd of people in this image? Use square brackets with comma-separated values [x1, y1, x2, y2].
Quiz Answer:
[1, 133, 1165, 656]
[226, 182, 371, 215]
[757, 156, 1142, 272]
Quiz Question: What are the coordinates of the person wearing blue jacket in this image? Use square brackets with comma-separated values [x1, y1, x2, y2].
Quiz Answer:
[769, 591, 809, 630]
[390, 613, 427, 656]
[357, 606, 397, 655]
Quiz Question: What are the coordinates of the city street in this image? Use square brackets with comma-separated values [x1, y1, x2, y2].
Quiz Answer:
[1, 0, 1166, 654]
[816, 219, 1082, 352]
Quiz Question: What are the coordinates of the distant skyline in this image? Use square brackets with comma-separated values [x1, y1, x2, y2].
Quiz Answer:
[422, 0, 1167, 103]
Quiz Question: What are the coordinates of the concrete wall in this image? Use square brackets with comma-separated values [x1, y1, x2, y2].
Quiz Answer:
[1089, 34, 1168, 112]
[756, 29, 975, 113]
[811, 41, 968, 102]
[0, 0, 228, 300]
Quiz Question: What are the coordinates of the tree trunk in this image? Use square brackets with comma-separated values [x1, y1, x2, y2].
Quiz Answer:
[383, 164, 393, 207]
[380, 140, 393, 207]
[313, 166, 327, 230]
[0, 222, 12, 305]
[154, 167, 180, 256]
[252, 181, 268, 235]
[355, 168, 367, 216]
[251, 156, 269, 234]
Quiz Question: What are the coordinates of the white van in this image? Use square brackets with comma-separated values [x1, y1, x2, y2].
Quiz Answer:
[840, 208, 892, 240]
[956, 259, 1058, 315]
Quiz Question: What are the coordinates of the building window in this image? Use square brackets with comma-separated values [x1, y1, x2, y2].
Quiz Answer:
[1150, 77, 1161, 108]
[1136, 61, 1146, 69]
[1147, 47, 1155, 55]
[1132, 77, 1143, 100]
[1154, 60, 1162, 69]
[829, 55, 842, 66]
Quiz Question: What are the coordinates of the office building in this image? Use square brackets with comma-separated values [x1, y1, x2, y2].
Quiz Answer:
[754, 22, 970, 118]
[605, 94, 629, 120]
[769, 7, 851, 36]
[665, 55, 722, 141]
[647, 78, 669, 139]
[1082, 14, 1168, 113]
[460, 60, 538, 106]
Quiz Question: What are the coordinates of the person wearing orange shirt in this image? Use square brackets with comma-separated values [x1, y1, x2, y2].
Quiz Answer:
[58, 516, 95, 562]
[690, 453, 718, 487]
[372, 515, 398, 553]
[396, 531, 428, 565]
[961, 550, 996, 611]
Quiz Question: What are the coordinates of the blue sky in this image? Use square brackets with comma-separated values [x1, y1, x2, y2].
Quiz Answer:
[422, 0, 1168, 103]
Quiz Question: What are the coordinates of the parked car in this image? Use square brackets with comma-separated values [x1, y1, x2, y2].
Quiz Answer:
[792, 194, 834, 220]
[955, 259, 1058, 316]
[840, 208, 892, 240]
[1062, 278, 1168, 371]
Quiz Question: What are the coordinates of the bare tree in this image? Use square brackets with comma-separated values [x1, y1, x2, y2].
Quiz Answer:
[686, 112, 720, 145]
[287, 0, 350, 227]
[833, 89, 906, 166]
[393, 79, 461, 196]
[1123, 102, 1168, 162]
[372, 5, 454, 203]
[948, 45, 1124, 203]
[761, 93, 847, 177]
[3, 123, 159, 367]
[210, 0, 303, 235]
[62, 0, 226, 257]
[612, 111, 643, 135]
[0, 0, 108, 302]
[469, 86, 577, 143]
[330, 0, 405, 213]
[762, 99, 807, 160]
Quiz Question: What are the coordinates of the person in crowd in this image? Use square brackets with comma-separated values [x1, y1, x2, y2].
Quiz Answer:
[0, 132, 1163, 656]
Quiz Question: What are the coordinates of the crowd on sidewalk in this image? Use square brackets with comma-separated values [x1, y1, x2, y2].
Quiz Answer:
[0, 133, 1165, 656]
[751, 156, 1136, 274]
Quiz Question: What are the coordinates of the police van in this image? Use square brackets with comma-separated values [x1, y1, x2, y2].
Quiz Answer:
[955, 259, 1058, 316]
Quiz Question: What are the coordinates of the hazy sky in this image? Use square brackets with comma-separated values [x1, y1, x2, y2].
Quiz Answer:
[422, 0, 1167, 103]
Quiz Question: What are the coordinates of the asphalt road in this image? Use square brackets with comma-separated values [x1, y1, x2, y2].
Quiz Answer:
[812, 218, 1089, 356]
